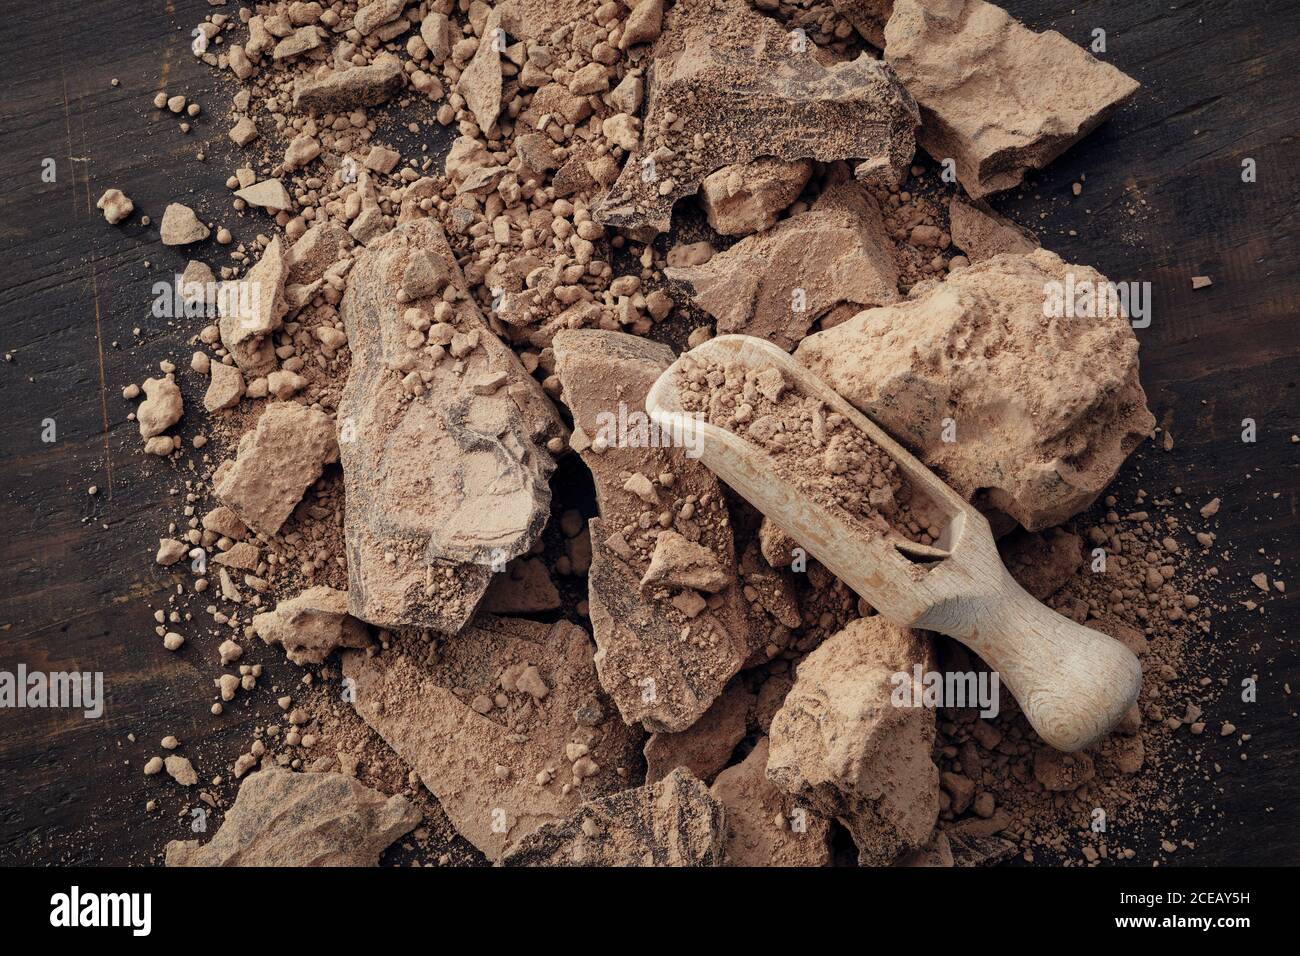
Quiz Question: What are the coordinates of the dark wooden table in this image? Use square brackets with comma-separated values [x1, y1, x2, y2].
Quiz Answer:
[1, 0, 1296, 865]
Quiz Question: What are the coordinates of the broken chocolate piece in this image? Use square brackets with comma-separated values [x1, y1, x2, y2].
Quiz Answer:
[252, 586, 373, 664]
[96, 188, 133, 225]
[669, 178, 898, 351]
[286, 222, 353, 285]
[710, 738, 832, 866]
[457, 7, 503, 132]
[796, 249, 1155, 530]
[643, 680, 753, 783]
[235, 179, 294, 213]
[165, 768, 419, 866]
[767, 617, 939, 865]
[620, 0, 664, 48]
[698, 157, 812, 236]
[500, 767, 725, 866]
[338, 218, 563, 633]
[160, 203, 209, 245]
[212, 402, 339, 537]
[292, 54, 406, 112]
[137, 377, 183, 440]
[342, 617, 641, 860]
[641, 530, 731, 593]
[218, 237, 288, 378]
[354, 0, 407, 36]
[593, 0, 919, 236]
[884, 0, 1138, 198]
[204, 362, 245, 413]
[948, 196, 1038, 262]
[552, 329, 758, 732]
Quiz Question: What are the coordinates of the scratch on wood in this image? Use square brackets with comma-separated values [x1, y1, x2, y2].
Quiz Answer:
[85, 264, 114, 499]
[159, 2, 177, 90]
[61, 66, 115, 498]
[60, 68, 76, 217]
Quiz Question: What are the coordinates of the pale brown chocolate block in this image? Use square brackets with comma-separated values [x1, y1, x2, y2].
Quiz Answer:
[166, 768, 419, 866]
[885, 0, 1138, 199]
[768, 617, 939, 865]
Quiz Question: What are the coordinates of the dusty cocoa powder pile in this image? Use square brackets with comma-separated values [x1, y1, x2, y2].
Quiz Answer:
[926, 475, 1231, 865]
[678, 357, 941, 546]
[98, 0, 1275, 869]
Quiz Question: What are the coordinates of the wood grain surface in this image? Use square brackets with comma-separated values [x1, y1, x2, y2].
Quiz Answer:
[0, 0, 1296, 865]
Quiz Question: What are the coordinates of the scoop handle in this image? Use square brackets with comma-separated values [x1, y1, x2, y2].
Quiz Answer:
[915, 569, 1141, 752]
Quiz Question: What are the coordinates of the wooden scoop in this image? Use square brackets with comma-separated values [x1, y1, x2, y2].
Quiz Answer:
[646, 334, 1140, 752]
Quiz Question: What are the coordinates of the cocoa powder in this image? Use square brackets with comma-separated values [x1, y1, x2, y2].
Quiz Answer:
[679, 358, 942, 546]
[102, 0, 1256, 871]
